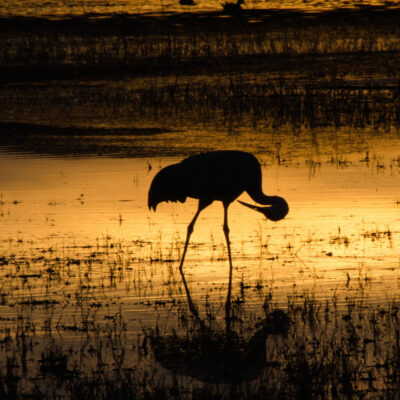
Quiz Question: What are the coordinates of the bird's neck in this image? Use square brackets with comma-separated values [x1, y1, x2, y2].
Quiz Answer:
[246, 185, 277, 206]
[244, 185, 289, 221]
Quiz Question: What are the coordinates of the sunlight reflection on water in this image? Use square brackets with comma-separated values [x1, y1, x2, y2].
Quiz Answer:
[0, 138, 399, 332]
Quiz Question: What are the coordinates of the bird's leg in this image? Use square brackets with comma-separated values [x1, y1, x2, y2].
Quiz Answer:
[223, 203, 233, 334]
[179, 205, 202, 274]
[179, 201, 208, 320]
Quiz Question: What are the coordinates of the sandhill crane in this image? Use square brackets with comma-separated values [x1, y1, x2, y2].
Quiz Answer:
[148, 150, 288, 320]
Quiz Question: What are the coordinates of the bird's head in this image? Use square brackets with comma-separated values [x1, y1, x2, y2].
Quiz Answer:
[238, 196, 289, 221]
[255, 309, 291, 336]
[148, 164, 186, 211]
[263, 196, 289, 221]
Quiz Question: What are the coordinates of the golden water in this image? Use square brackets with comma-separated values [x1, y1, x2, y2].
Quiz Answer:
[0, 133, 399, 336]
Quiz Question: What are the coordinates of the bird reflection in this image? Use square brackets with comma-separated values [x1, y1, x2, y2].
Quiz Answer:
[222, 0, 245, 15]
[149, 309, 290, 383]
[148, 151, 288, 323]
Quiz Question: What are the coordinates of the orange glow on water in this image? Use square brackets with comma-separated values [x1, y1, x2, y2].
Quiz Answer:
[0, 142, 399, 321]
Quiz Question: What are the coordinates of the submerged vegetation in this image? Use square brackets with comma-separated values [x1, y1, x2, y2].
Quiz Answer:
[0, 229, 397, 398]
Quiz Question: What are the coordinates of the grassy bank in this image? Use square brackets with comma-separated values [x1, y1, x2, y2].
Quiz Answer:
[2, 7, 400, 149]
[2, 8, 400, 83]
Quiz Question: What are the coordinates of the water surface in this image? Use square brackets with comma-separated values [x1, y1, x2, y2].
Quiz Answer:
[0, 132, 399, 337]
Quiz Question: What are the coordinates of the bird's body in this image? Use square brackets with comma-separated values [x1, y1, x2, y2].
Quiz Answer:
[148, 150, 288, 322]
[222, 0, 245, 15]
[149, 150, 255, 206]
[148, 150, 288, 220]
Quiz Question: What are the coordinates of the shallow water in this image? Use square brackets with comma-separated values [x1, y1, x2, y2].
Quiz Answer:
[0, 1, 399, 345]
[0, 132, 399, 337]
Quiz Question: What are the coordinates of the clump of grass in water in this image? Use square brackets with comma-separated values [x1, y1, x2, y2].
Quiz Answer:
[3, 77, 400, 143]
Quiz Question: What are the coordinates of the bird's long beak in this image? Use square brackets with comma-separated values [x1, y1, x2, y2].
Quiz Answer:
[238, 199, 289, 221]
[238, 200, 266, 214]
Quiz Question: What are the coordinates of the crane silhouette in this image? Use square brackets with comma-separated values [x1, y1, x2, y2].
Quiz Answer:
[148, 151, 288, 321]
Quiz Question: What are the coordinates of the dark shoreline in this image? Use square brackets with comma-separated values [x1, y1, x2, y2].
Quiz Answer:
[2, 5, 400, 85]
[1, 4, 400, 157]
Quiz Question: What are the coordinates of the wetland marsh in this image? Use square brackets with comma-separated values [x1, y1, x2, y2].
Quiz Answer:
[1, 6, 400, 399]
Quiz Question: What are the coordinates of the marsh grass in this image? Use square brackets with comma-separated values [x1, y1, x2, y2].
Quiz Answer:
[2, 9, 400, 143]
[2, 284, 400, 398]
[2, 75, 400, 155]
[0, 236, 398, 398]
[2, 9, 400, 81]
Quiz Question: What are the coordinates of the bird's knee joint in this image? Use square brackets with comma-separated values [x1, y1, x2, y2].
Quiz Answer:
[223, 225, 230, 235]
